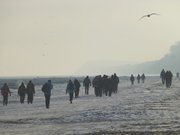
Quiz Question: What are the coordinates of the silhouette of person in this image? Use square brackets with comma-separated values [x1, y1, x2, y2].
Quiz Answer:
[83, 76, 91, 95]
[66, 80, 75, 104]
[1, 83, 11, 106]
[141, 73, 146, 83]
[92, 75, 102, 97]
[42, 80, 53, 109]
[137, 74, 141, 84]
[18, 82, 26, 104]
[160, 69, 166, 84]
[169, 71, 173, 87]
[112, 73, 119, 93]
[165, 71, 173, 88]
[130, 74, 135, 85]
[74, 79, 81, 98]
[26, 81, 35, 104]
[102, 75, 109, 96]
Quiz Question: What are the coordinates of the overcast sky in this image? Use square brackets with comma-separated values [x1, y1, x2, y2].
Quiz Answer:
[1, 0, 180, 76]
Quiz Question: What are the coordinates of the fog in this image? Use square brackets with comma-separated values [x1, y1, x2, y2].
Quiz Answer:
[1, 0, 180, 76]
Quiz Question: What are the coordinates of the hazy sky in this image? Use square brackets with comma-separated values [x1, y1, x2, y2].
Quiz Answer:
[1, 0, 180, 76]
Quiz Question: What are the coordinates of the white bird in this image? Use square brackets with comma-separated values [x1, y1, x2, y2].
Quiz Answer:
[139, 13, 160, 20]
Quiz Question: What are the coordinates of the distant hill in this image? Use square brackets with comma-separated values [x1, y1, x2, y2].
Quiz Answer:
[120, 42, 180, 75]
[76, 42, 180, 75]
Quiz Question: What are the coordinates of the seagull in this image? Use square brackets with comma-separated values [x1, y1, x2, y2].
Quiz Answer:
[139, 13, 160, 20]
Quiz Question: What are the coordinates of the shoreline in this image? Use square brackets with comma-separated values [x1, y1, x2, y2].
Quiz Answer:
[82, 131, 180, 135]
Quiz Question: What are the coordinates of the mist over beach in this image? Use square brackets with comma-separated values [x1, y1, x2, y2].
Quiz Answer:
[1, 0, 180, 135]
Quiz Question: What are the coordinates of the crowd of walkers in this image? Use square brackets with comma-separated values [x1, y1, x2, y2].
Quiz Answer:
[0, 80, 53, 108]
[0, 81, 35, 106]
[130, 73, 146, 85]
[160, 69, 173, 88]
[66, 74, 119, 104]
[18, 81, 35, 104]
[0, 70, 177, 107]
[92, 73, 119, 97]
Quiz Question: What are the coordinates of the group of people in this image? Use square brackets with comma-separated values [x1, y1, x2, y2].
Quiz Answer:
[1, 81, 35, 106]
[18, 81, 35, 104]
[0, 70, 176, 107]
[130, 73, 146, 85]
[92, 73, 119, 97]
[0, 80, 53, 109]
[66, 74, 119, 104]
[66, 76, 91, 104]
[0, 81, 35, 106]
[160, 69, 173, 88]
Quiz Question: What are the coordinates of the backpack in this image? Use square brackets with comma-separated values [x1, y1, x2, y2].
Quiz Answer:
[41, 83, 48, 93]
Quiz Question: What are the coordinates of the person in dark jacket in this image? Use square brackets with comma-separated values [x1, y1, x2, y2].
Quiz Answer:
[42, 80, 53, 109]
[141, 73, 146, 83]
[26, 81, 35, 104]
[130, 74, 135, 85]
[66, 80, 75, 104]
[74, 79, 81, 98]
[18, 82, 26, 104]
[165, 71, 173, 88]
[112, 73, 119, 93]
[92, 75, 102, 97]
[169, 71, 173, 87]
[1, 83, 11, 106]
[83, 76, 91, 95]
[102, 75, 109, 96]
[165, 71, 169, 88]
[160, 69, 166, 84]
[137, 74, 141, 84]
[108, 76, 114, 97]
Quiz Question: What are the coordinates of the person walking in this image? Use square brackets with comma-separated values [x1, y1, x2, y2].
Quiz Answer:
[26, 81, 35, 104]
[18, 82, 26, 104]
[165, 71, 172, 88]
[141, 73, 146, 83]
[160, 69, 166, 84]
[74, 79, 81, 98]
[102, 75, 109, 96]
[42, 80, 53, 109]
[66, 80, 75, 104]
[137, 74, 141, 84]
[1, 83, 11, 106]
[112, 73, 119, 93]
[130, 74, 135, 85]
[169, 71, 173, 87]
[92, 75, 102, 97]
[83, 76, 91, 95]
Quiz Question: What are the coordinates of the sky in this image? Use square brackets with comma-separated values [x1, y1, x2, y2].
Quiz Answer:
[0, 0, 180, 76]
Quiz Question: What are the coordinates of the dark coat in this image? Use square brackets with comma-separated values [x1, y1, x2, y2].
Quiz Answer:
[66, 82, 75, 94]
[18, 83, 26, 96]
[1, 84, 11, 96]
[26, 82, 35, 95]
[74, 79, 81, 90]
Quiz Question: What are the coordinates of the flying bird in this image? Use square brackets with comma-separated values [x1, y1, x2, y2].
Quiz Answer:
[139, 13, 160, 20]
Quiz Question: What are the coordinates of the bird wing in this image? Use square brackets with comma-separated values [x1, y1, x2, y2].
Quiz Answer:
[139, 15, 148, 20]
[150, 13, 160, 16]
